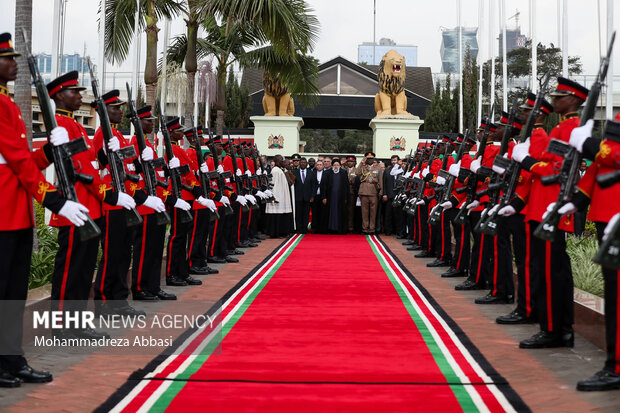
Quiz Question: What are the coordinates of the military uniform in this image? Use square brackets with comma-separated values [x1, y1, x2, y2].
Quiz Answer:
[344, 156, 358, 232]
[356, 153, 383, 234]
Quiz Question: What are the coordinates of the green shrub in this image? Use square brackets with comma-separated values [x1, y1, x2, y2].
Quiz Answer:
[29, 225, 58, 290]
[568, 235, 604, 297]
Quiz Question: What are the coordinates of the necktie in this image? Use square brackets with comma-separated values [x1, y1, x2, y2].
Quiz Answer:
[302, 169, 305, 183]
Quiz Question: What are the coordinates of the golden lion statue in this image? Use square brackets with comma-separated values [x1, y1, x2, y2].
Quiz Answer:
[374, 50, 412, 118]
[262, 72, 295, 116]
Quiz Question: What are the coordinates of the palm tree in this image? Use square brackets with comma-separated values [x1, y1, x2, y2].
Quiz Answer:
[101, 0, 183, 107]
[14, 0, 33, 146]
[165, 9, 319, 135]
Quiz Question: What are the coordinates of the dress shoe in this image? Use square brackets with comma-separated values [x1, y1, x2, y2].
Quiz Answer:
[116, 304, 146, 318]
[407, 245, 423, 251]
[414, 251, 434, 258]
[207, 257, 226, 264]
[0, 370, 21, 387]
[402, 240, 414, 246]
[396, 234, 407, 239]
[189, 266, 209, 275]
[577, 369, 620, 391]
[427, 259, 451, 268]
[246, 242, 258, 247]
[72, 327, 110, 340]
[249, 237, 262, 243]
[226, 249, 245, 255]
[441, 268, 465, 278]
[10, 365, 52, 384]
[166, 276, 188, 286]
[156, 290, 177, 300]
[133, 291, 159, 301]
[496, 310, 536, 325]
[225, 255, 239, 263]
[184, 276, 203, 286]
[519, 330, 574, 349]
[206, 266, 219, 274]
[474, 293, 514, 304]
[256, 234, 267, 240]
[454, 280, 484, 291]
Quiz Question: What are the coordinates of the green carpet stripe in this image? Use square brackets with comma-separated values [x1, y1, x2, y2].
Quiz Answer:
[148, 235, 304, 413]
[367, 236, 478, 412]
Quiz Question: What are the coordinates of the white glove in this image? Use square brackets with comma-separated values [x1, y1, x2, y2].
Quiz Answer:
[512, 139, 530, 163]
[236, 169, 242, 177]
[430, 205, 439, 215]
[106, 137, 121, 153]
[143, 195, 165, 213]
[448, 162, 460, 177]
[416, 199, 425, 206]
[196, 196, 214, 210]
[256, 168, 262, 175]
[116, 192, 136, 210]
[569, 119, 594, 153]
[217, 165, 224, 174]
[246, 170, 252, 177]
[603, 213, 620, 241]
[440, 200, 453, 210]
[265, 190, 273, 197]
[465, 200, 480, 211]
[157, 170, 165, 178]
[141, 147, 154, 162]
[205, 198, 217, 212]
[174, 199, 191, 211]
[58, 200, 89, 226]
[126, 163, 136, 172]
[200, 162, 209, 173]
[236, 195, 248, 206]
[256, 190, 267, 199]
[470, 158, 481, 174]
[557, 201, 578, 216]
[50, 127, 69, 146]
[436, 176, 446, 185]
[169, 157, 180, 169]
[421, 167, 430, 178]
[220, 195, 230, 205]
[488, 204, 500, 216]
[492, 155, 507, 174]
[499, 205, 516, 216]
[245, 194, 257, 204]
[405, 170, 413, 178]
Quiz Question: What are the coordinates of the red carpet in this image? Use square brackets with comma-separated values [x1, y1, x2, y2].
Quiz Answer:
[98, 234, 528, 412]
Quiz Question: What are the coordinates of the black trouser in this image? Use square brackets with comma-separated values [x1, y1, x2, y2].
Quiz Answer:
[596, 222, 620, 374]
[166, 206, 192, 281]
[295, 199, 310, 234]
[188, 208, 210, 269]
[418, 204, 429, 250]
[383, 199, 401, 235]
[52, 218, 103, 311]
[493, 215, 526, 298]
[208, 207, 227, 259]
[132, 213, 166, 295]
[224, 203, 236, 250]
[0, 228, 33, 372]
[435, 210, 452, 262]
[413, 206, 422, 244]
[311, 196, 328, 233]
[529, 221, 573, 333]
[94, 210, 134, 302]
[235, 204, 250, 244]
[466, 211, 493, 287]
[248, 202, 260, 238]
[574, 210, 587, 237]
[447, 208, 470, 271]
[516, 222, 535, 318]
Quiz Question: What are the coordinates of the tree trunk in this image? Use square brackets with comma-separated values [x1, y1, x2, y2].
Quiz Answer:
[215, 66, 227, 136]
[144, 1, 158, 108]
[183, 5, 199, 128]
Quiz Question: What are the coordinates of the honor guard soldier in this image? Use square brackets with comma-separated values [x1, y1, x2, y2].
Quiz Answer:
[221, 140, 245, 259]
[92, 90, 164, 317]
[512, 77, 588, 348]
[344, 155, 358, 232]
[41, 71, 132, 339]
[164, 117, 204, 286]
[356, 152, 383, 234]
[129, 106, 187, 301]
[564, 114, 620, 391]
[0, 33, 90, 387]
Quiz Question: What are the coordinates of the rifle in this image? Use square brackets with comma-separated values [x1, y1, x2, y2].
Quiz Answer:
[226, 134, 251, 213]
[252, 145, 277, 203]
[188, 117, 220, 222]
[21, 30, 101, 240]
[453, 104, 495, 226]
[480, 74, 552, 236]
[594, 218, 620, 270]
[157, 105, 193, 224]
[236, 136, 261, 210]
[405, 137, 440, 217]
[125, 83, 170, 225]
[205, 125, 235, 215]
[429, 126, 473, 224]
[393, 148, 418, 207]
[87, 59, 142, 227]
[246, 143, 266, 204]
[535, 32, 616, 241]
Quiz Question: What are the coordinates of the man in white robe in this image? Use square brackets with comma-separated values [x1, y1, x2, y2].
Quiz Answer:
[265, 155, 293, 237]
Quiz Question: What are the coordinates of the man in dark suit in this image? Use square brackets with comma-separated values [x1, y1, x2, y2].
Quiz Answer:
[382, 155, 403, 235]
[293, 157, 313, 233]
[309, 159, 328, 233]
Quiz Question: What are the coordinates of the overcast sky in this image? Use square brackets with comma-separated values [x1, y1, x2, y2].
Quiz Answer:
[1, 0, 618, 77]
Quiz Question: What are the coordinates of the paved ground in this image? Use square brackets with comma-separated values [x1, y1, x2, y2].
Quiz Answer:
[1, 234, 619, 412]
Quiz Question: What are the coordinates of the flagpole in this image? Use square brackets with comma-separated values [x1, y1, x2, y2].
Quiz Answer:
[501, 0, 507, 111]
[530, 0, 537, 93]
[97, 0, 106, 128]
[607, 0, 614, 119]
[477, 0, 484, 126]
[130, 0, 140, 136]
[458, 0, 463, 133]
[562, 0, 568, 77]
[489, 0, 495, 114]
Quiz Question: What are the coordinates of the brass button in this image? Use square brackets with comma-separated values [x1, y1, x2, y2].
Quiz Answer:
[21, 133, 26, 138]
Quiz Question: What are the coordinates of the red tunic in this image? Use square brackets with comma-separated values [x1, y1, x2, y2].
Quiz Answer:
[167, 142, 198, 201]
[0, 89, 58, 230]
[578, 139, 620, 223]
[185, 145, 206, 210]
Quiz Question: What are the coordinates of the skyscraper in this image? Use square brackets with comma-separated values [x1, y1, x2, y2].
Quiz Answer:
[440, 27, 479, 73]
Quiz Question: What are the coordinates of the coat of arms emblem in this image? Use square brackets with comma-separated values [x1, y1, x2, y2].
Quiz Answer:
[390, 136, 406, 151]
[268, 134, 284, 149]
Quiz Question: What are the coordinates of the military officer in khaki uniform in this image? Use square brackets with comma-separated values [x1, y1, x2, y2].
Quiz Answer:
[344, 155, 358, 231]
[356, 152, 383, 234]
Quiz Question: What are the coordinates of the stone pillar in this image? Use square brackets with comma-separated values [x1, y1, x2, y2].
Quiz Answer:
[250, 116, 304, 157]
[369, 118, 424, 159]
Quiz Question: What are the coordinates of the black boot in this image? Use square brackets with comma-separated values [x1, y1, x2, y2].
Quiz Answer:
[441, 268, 465, 278]
[577, 370, 620, 391]
[426, 259, 451, 268]
[474, 293, 514, 304]
[496, 310, 536, 325]
[454, 280, 484, 290]
[0, 370, 21, 388]
[407, 245, 423, 251]
[414, 251, 434, 258]
[519, 330, 574, 349]
[10, 365, 52, 384]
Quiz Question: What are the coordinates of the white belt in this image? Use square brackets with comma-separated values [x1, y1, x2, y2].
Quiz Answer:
[0, 152, 6, 164]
